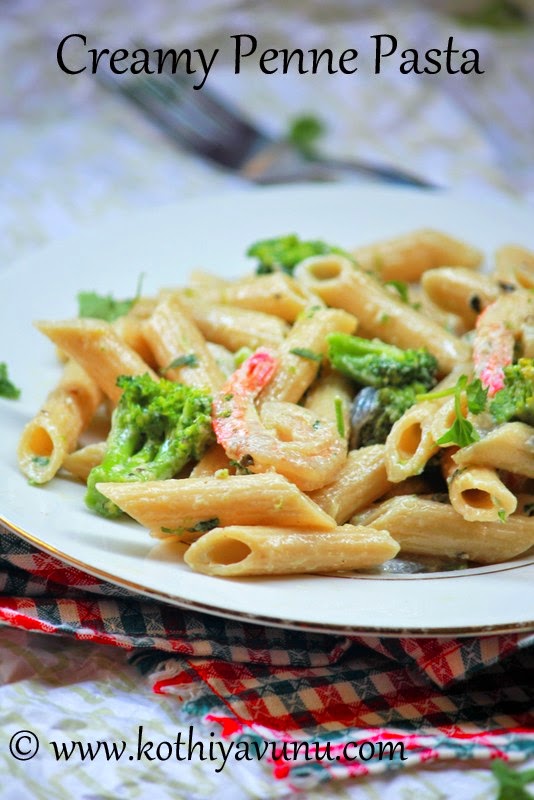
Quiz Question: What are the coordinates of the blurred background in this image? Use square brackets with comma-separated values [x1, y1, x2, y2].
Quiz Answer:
[2, 0, 534, 265]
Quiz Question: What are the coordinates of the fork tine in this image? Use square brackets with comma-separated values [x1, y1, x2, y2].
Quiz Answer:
[134, 41, 267, 142]
[108, 48, 269, 168]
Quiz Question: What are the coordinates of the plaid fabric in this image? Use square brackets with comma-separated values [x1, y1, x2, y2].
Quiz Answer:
[1, 526, 533, 786]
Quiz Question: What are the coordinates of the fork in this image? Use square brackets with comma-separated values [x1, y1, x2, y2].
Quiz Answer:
[98, 61, 436, 188]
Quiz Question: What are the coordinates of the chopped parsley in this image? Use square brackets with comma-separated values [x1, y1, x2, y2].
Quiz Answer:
[188, 517, 220, 534]
[0, 362, 21, 399]
[289, 347, 323, 362]
[162, 354, 199, 371]
[334, 396, 345, 438]
[384, 280, 410, 304]
[32, 456, 50, 466]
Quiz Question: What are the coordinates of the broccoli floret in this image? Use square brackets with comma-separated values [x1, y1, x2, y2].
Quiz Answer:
[86, 374, 214, 517]
[247, 234, 349, 275]
[490, 358, 534, 426]
[327, 333, 438, 390]
[351, 383, 428, 447]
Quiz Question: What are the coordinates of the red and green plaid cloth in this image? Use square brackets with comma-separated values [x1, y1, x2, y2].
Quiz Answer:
[0, 526, 533, 787]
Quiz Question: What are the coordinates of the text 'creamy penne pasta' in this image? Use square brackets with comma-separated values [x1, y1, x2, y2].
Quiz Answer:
[18, 228, 534, 577]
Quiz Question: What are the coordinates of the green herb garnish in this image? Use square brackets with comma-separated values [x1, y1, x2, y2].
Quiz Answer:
[32, 456, 50, 466]
[334, 396, 345, 438]
[0, 362, 21, 399]
[188, 517, 220, 534]
[384, 280, 410, 304]
[287, 114, 326, 159]
[163, 354, 199, 371]
[436, 376, 480, 448]
[78, 274, 144, 322]
[491, 759, 534, 800]
[289, 347, 322, 362]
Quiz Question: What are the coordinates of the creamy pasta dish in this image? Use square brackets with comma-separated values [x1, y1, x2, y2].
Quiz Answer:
[18, 229, 534, 578]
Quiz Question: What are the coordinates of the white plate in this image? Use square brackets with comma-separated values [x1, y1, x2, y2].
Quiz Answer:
[1, 184, 533, 637]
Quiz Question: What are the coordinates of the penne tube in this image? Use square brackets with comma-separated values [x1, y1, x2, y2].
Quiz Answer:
[260, 307, 357, 404]
[187, 304, 289, 351]
[308, 445, 392, 524]
[421, 267, 500, 328]
[95, 473, 337, 537]
[189, 444, 233, 478]
[142, 296, 225, 392]
[350, 228, 482, 282]
[304, 368, 353, 443]
[294, 255, 469, 374]
[125, 296, 158, 320]
[222, 272, 324, 322]
[183, 524, 400, 576]
[62, 441, 107, 481]
[36, 319, 157, 404]
[365, 495, 534, 564]
[452, 422, 534, 479]
[18, 360, 103, 484]
[384, 402, 439, 482]
[112, 316, 157, 368]
[447, 464, 517, 522]
[494, 245, 534, 290]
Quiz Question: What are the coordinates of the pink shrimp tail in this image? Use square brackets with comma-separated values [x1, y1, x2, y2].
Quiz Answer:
[479, 367, 506, 397]
[236, 349, 278, 398]
[473, 306, 514, 398]
[212, 348, 278, 445]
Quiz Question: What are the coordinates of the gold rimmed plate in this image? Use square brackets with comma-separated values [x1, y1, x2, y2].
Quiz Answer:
[1, 185, 533, 636]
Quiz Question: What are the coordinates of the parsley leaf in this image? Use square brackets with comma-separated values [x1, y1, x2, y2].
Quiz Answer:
[491, 760, 534, 800]
[436, 375, 480, 448]
[0, 362, 21, 399]
[465, 378, 488, 414]
[78, 274, 144, 322]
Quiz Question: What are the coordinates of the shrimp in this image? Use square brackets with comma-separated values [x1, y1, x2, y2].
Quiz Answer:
[212, 348, 347, 492]
[473, 292, 534, 397]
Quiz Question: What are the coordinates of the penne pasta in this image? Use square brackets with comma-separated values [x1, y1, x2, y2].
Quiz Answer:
[441, 449, 517, 522]
[95, 473, 337, 537]
[142, 296, 225, 392]
[452, 422, 534, 479]
[187, 303, 289, 351]
[183, 524, 400, 576]
[304, 368, 353, 443]
[365, 495, 534, 564]
[18, 360, 103, 484]
[36, 319, 157, 404]
[112, 315, 157, 368]
[308, 445, 392, 524]
[494, 244, 534, 290]
[350, 228, 483, 282]
[62, 441, 107, 481]
[294, 255, 469, 374]
[21, 223, 534, 581]
[421, 267, 500, 328]
[222, 272, 324, 322]
[259, 307, 357, 404]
